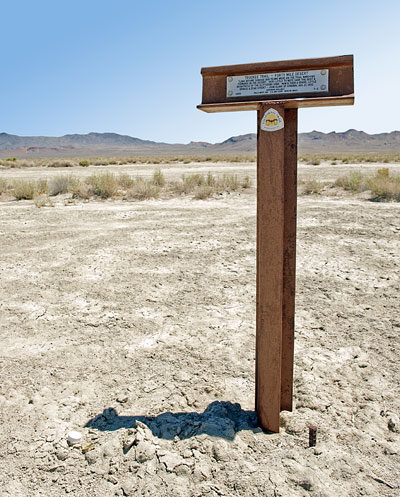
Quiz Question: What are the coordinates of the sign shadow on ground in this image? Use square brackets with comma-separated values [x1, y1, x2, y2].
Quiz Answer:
[85, 401, 260, 441]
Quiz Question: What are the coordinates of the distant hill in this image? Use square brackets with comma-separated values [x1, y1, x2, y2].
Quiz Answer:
[0, 130, 399, 158]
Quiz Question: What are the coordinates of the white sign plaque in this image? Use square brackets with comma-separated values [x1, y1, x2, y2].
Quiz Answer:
[227, 69, 329, 98]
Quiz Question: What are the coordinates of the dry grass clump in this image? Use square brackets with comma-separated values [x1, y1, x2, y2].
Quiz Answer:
[34, 195, 54, 208]
[0, 177, 9, 193]
[299, 179, 325, 195]
[46, 159, 77, 168]
[170, 172, 249, 198]
[332, 168, 400, 201]
[194, 185, 215, 199]
[86, 172, 118, 198]
[367, 170, 400, 201]
[117, 173, 134, 188]
[206, 172, 216, 187]
[218, 174, 240, 191]
[72, 182, 93, 200]
[152, 168, 166, 187]
[49, 174, 77, 195]
[12, 179, 48, 199]
[335, 172, 364, 192]
[173, 174, 205, 194]
[127, 178, 160, 200]
[241, 175, 252, 188]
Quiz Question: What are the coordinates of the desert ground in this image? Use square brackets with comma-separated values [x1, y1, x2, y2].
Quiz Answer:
[0, 161, 399, 496]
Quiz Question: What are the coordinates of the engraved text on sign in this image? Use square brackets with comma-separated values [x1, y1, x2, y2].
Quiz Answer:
[227, 69, 329, 98]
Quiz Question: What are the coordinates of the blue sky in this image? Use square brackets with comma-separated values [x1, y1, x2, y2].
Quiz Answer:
[1, 0, 399, 143]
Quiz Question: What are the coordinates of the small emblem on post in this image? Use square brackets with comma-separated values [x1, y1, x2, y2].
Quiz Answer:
[261, 109, 284, 132]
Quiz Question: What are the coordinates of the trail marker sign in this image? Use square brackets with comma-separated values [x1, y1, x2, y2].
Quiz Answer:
[198, 55, 354, 433]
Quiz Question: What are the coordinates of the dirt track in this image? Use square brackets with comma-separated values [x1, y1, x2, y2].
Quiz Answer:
[0, 162, 399, 496]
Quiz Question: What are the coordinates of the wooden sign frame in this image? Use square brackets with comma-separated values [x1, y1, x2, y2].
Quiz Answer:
[197, 55, 354, 433]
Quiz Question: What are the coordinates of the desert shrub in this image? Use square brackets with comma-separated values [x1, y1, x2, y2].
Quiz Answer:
[152, 168, 166, 187]
[331, 161, 337, 165]
[219, 174, 239, 191]
[56, 160, 75, 168]
[0, 178, 9, 193]
[5, 157, 16, 161]
[377, 167, 389, 178]
[194, 185, 215, 199]
[79, 160, 89, 167]
[49, 174, 76, 195]
[309, 158, 321, 165]
[36, 179, 49, 194]
[173, 174, 205, 194]
[335, 172, 364, 192]
[12, 180, 39, 199]
[206, 172, 216, 187]
[127, 180, 160, 200]
[118, 173, 134, 188]
[301, 179, 324, 195]
[34, 195, 54, 208]
[86, 172, 118, 198]
[242, 175, 252, 188]
[12, 159, 34, 168]
[72, 181, 93, 199]
[367, 174, 400, 201]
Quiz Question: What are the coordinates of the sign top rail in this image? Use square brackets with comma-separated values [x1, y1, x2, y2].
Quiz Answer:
[200, 55, 353, 76]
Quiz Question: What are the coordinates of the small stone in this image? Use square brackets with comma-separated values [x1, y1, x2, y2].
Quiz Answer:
[192, 449, 202, 459]
[135, 441, 155, 463]
[123, 437, 136, 453]
[121, 480, 136, 496]
[90, 462, 108, 475]
[55, 448, 69, 461]
[136, 421, 152, 436]
[158, 451, 185, 472]
[107, 475, 118, 484]
[85, 449, 99, 465]
[117, 396, 128, 404]
[388, 414, 400, 433]
[183, 449, 192, 458]
[212, 441, 228, 462]
[135, 431, 145, 443]
[200, 439, 213, 455]
[193, 463, 211, 482]
[146, 458, 158, 475]
[174, 464, 191, 476]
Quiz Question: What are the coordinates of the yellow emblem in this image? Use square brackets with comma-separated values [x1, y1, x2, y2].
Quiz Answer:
[261, 109, 284, 132]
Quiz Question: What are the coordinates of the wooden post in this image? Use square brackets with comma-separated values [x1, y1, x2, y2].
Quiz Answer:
[256, 103, 285, 432]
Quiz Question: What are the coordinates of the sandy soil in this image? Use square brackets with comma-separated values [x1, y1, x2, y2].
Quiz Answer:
[0, 162, 399, 496]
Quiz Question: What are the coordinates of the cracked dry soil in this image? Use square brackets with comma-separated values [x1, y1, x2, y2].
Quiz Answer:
[0, 163, 399, 496]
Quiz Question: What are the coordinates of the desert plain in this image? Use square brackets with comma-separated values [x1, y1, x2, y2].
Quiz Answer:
[0, 160, 399, 496]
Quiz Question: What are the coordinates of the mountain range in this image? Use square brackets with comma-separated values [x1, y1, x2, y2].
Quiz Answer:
[0, 130, 399, 158]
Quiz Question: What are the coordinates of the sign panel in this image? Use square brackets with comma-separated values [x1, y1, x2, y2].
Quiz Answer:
[227, 69, 329, 98]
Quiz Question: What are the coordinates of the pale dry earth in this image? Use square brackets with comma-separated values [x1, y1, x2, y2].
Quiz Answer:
[0, 162, 399, 497]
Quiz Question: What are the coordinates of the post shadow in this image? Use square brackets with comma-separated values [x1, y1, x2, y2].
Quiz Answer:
[85, 401, 259, 441]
